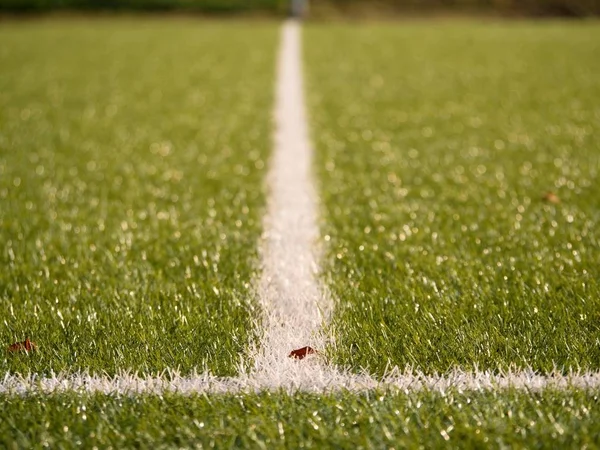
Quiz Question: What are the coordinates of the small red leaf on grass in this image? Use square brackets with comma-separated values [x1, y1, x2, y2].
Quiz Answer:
[288, 346, 317, 360]
[542, 192, 560, 204]
[7, 338, 37, 353]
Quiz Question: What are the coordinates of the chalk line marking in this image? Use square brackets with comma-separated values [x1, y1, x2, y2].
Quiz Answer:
[3, 370, 600, 395]
[249, 18, 336, 388]
[3, 21, 600, 396]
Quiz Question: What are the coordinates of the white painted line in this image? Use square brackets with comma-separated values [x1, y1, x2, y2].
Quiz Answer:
[3, 370, 600, 395]
[249, 19, 336, 387]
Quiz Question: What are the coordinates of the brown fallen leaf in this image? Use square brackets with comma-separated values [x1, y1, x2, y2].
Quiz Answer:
[542, 192, 560, 204]
[288, 346, 317, 360]
[7, 338, 37, 353]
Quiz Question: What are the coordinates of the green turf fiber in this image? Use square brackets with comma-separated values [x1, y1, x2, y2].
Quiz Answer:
[2, 389, 600, 448]
[0, 19, 278, 376]
[305, 22, 600, 375]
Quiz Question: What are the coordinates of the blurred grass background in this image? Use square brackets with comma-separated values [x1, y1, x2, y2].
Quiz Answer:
[0, 0, 598, 17]
[310, 0, 600, 18]
[0, 0, 287, 14]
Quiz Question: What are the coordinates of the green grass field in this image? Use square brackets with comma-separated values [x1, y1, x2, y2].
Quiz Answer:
[3, 389, 600, 448]
[0, 19, 278, 376]
[306, 22, 600, 376]
[1, 17, 600, 449]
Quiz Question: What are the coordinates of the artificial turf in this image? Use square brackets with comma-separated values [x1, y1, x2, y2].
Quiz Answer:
[0, 19, 278, 376]
[1, 17, 600, 449]
[2, 389, 600, 448]
[305, 22, 600, 375]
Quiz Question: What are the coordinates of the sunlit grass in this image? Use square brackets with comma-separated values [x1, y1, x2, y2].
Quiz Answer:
[0, 19, 278, 376]
[305, 22, 600, 375]
[2, 389, 600, 448]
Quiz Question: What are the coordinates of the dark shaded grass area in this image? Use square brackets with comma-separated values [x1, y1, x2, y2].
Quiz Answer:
[312, 0, 600, 18]
[1, 0, 598, 17]
[0, 0, 285, 14]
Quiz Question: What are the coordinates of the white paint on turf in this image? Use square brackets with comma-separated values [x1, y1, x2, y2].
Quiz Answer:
[248, 18, 336, 388]
[4, 370, 600, 395]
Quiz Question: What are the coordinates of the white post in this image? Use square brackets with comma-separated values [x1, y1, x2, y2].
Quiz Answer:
[290, 0, 307, 18]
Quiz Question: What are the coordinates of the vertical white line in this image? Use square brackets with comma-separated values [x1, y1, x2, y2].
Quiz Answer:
[251, 20, 334, 387]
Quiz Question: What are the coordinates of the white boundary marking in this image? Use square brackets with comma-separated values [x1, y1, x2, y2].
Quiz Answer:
[3, 21, 600, 396]
[249, 19, 335, 387]
[3, 370, 600, 395]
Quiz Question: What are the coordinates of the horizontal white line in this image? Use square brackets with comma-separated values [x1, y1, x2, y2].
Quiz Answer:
[3, 368, 600, 395]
